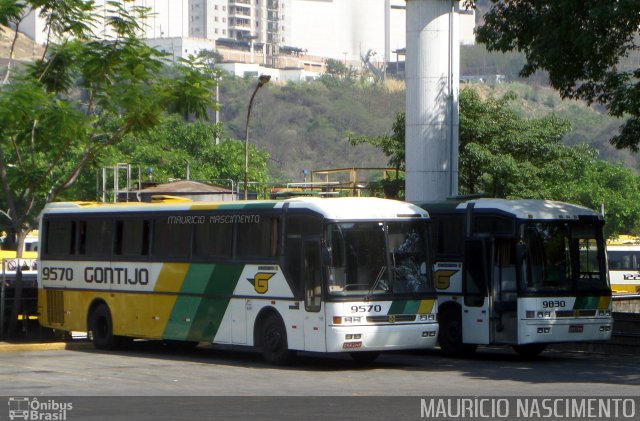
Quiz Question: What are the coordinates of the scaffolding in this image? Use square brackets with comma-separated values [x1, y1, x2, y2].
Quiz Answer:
[98, 163, 141, 203]
[270, 167, 404, 199]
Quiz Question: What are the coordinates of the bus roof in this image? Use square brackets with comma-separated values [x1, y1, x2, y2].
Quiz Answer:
[607, 235, 640, 246]
[42, 197, 430, 221]
[419, 198, 601, 221]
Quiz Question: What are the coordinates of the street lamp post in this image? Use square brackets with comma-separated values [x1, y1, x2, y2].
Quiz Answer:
[244, 74, 271, 200]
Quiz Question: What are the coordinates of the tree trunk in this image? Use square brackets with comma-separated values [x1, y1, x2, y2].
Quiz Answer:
[7, 230, 27, 338]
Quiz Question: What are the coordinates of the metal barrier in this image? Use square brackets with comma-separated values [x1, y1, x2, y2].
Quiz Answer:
[1, 258, 39, 340]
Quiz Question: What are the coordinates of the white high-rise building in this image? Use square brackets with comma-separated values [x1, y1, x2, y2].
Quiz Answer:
[284, 0, 406, 64]
[18, 0, 474, 68]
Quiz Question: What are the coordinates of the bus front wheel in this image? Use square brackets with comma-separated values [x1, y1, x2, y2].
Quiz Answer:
[89, 303, 124, 350]
[438, 307, 477, 357]
[260, 314, 293, 365]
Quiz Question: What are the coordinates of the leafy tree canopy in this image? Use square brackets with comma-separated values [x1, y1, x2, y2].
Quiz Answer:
[465, 0, 640, 151]
[0, 0, 217, 249]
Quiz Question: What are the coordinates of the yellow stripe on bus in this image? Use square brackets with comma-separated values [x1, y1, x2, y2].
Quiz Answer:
[417, 299, 436, 314]
[597, 296, 612, 309]
[154, 263, 190, 293]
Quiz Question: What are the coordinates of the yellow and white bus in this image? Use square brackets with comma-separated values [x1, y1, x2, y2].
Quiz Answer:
[38, 197, 438, 363]
[419, 199, 613, 357]
[606, 235, 640, 294]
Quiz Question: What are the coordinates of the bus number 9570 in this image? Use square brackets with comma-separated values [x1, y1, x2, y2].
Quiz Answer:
[42, 267, 73, 281]
[351, 305, 382, 313]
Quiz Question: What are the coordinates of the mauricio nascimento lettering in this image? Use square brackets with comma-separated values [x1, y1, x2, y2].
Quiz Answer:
[167, 214, 261, 225]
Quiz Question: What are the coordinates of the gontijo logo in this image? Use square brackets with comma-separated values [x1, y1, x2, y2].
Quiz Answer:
[247, 272, 275, 294]
[8, 397, 73, 420]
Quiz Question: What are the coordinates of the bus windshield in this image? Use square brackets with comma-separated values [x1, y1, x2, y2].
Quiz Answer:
[520, 221, 608, 293]
[325, 221, 433, 297]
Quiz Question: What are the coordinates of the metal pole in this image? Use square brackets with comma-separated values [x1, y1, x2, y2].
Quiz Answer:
[244, 75, 271, 200]
[215, 80, 220, 145]
[0, 260, 5, 339]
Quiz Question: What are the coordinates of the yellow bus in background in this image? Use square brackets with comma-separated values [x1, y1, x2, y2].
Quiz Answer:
[607, 235, 640, 294]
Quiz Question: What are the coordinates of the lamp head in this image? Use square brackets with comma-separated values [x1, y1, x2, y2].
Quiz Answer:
[258, 74, 271, 86]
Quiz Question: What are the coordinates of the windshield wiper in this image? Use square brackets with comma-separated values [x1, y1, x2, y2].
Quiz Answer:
[365, 266, 388, 301]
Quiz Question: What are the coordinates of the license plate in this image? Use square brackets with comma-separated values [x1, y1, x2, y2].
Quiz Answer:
[342, 341, 362, 349]
[569, 325, 584, 333]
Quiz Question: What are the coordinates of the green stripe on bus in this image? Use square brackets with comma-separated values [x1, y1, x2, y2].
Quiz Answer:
[164, 263, 244, 341]
[241, 202, 279, 209]
[573, 296, 600, 310]
[388, 300, 420, 315]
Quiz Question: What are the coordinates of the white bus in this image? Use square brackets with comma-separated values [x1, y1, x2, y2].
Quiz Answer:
[419, 199, 613, 357]
[38, 197, 438, 363]
[606, 236, 640, 294]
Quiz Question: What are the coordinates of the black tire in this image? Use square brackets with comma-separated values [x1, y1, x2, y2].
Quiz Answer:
[350, 351, 380, 363]
[89, 303, 124, 350]
[260, 314, 293, 365]
[163, 340, 200, 351]
[437, 307, 477, 357]
[513, 343, 547, 358]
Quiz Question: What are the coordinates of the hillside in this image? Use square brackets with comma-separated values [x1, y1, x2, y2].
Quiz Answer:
[217, 76, 635, 182]
[218, 76, 404, 182]
[0, 25, 44, 61]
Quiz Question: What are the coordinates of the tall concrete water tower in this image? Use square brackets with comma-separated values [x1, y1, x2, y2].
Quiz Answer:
[405, 0, 462, 202]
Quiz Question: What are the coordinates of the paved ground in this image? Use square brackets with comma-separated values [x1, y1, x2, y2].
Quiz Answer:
[1, 342, 638, 420]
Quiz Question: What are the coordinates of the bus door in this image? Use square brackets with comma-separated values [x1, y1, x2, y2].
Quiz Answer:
[462, 239, 491, 344]
[491, 238, 518, 343]
[303, 238, 325, 351]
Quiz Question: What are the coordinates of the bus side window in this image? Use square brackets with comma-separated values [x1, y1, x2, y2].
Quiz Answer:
[432, 216, 463, 257]
[236, 215, 279, 259]
[44, 219, 76, 257]
[193, 218, 232, 259]
[78, 219, 112, 257]
[153, 217, 190, 258]
[114, 219, 150, 257]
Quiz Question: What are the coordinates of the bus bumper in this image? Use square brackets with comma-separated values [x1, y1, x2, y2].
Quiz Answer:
[326, 322, 438, 353]
[518, 318, 613, 344]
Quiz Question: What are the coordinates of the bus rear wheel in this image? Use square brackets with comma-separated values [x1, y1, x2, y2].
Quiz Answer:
[89, 303, 125, 350]
[438, 307, 477, 357]
[260, 314, 293, 365]
[513, 343, 547, 358]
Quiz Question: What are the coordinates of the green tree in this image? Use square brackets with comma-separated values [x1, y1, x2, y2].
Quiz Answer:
[459, 88, 590, 198]
[322, 58, 358, 82]
[70, 115, 269, 200]
[0, 0, 216, 334]
[550, 160, 640, 237]
[466, 0, 640, 151]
